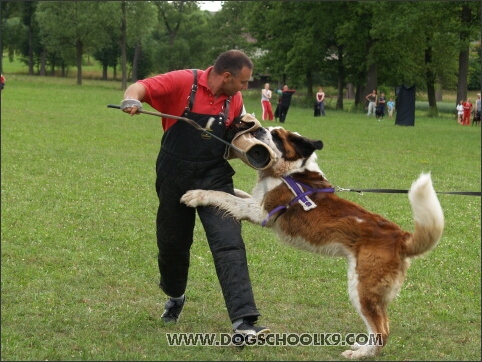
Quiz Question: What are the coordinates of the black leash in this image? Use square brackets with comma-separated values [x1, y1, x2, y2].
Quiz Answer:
[336, 187, 481, 197]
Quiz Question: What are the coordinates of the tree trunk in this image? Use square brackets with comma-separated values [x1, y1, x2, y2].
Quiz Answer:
[346, 84, 354, 99]
[425, 45, 438, 117]
[365, 62, 377, 106]
[28, 24, 34, 75]
[131, 42, 141, 82]
[355, 80, 364, 108]
[120, 1, 127, 90]
[76, 39, 83, 85]
[336, 47, 344, 110]
[40, 50, 46, 76]
[102, 64, 108, 80]
[456, 4, 471, 105]
[306, 70, 313, 101]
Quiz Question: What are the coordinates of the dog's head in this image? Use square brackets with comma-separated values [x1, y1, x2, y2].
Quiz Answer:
[258, 126, 324, 177]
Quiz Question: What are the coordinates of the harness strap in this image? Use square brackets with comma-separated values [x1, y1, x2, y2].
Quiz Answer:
[282, 176, 318, 211]
[261, 176, 335, 227]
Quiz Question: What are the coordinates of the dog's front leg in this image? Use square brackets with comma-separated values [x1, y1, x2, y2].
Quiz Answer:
[181, 190, 264, 224]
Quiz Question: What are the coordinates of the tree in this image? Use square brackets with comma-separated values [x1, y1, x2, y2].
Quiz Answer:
[19, 1, 39, 75]
[455, 1, 481, 104]
[0, 1, 24, 73]
[150, 1, 215, 72]
[369, 1, 464, 116]
[244, 1, 354, 108]
[36, 2, 114, 85]
[126, 1, 157, 82]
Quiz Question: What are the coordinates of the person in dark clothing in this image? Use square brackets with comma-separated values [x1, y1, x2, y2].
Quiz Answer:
[277, 85, 296, 123]
[120, 50, 269, 336]
[376, 92, 386, 120]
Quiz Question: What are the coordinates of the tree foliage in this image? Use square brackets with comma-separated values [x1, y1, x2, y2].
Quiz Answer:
[1, 0, 480, 115]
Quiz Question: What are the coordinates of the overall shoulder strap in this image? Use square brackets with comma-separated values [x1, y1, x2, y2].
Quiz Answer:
[186, 69, 198, 111]
[223, 96, 232, 119]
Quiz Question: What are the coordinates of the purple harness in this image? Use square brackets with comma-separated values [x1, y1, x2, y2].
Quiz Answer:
[261, 176, 335, 227]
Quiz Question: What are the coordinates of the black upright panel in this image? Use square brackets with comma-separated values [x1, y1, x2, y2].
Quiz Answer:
[395, 85, 416, 126]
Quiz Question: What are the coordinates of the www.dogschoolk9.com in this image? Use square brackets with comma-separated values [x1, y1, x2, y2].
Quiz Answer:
[166, 332, 383, 347]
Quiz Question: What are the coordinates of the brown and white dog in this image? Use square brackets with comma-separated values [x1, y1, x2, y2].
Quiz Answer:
[181, 126, 444, 359]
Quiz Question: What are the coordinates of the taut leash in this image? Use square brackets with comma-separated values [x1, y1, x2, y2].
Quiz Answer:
[336, 187, 481, 197]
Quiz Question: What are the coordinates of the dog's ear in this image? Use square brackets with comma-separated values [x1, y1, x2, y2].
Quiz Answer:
[271, 128, 322, 160]
[288, 133, 323, 159]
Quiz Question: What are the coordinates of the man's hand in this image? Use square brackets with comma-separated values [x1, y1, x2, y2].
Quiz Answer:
[120, 99, 142, 115]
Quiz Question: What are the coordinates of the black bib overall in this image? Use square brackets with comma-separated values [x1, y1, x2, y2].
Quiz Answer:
[154, 71, 260, 323]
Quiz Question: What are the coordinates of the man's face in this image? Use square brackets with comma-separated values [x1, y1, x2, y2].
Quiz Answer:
[222, 66, 252, 96]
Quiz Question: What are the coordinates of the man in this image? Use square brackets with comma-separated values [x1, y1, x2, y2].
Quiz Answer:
[120, 50, 269, 335]
[277, 85, 296, 123]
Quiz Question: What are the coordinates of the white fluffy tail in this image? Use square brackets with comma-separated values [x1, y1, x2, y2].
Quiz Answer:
[405, 173, 444, 257]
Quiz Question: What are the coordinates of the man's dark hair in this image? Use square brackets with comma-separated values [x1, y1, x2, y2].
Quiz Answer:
[213, 50, 253, 76]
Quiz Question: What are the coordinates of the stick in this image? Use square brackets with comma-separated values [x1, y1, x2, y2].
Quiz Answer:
[107, 104, 245, 154]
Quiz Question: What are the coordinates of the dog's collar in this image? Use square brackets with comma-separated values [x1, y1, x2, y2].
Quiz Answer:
[261, 176, 335, 227]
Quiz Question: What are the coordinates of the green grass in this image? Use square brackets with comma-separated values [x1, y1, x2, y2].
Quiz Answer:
[1, 75, 480, 361]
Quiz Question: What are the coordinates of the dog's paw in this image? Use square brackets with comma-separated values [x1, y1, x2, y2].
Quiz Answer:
[180, 190, 208, 208]
[341, 344, 377, 359]
[349, 343, 363, 351]
[341, 348, 365, 359]
[341, 349, 357, 359]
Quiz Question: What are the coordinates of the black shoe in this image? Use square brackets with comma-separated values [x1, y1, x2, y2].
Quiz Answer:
[233, 321, 270, 336]
[161, 296, 185, 323]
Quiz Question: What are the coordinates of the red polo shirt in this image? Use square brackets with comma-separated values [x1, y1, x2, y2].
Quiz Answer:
[138, 66, 244, 131]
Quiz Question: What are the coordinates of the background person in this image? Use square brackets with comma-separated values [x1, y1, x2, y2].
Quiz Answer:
[473, 93, 481, 126]
[462, 98, 473, 126]
[377, 92, 386, 120]
[387, 98, 395, 119]
[456, 100, 464, 124]
[315, 86, 325, 116]
[277, 85, 296, 123]
[120, 49, 269, 336]
[261, 83, 274, 121]
[365, 89, 377, 117]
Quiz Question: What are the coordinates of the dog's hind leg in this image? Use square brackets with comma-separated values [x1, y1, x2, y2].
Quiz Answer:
[341, 256, 389, 359]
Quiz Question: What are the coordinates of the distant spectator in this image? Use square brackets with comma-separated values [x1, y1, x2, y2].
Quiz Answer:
[277, 85, 296, 123]
[0, 74, 5, 91]
[315, 86, 325, 117]
[456, 100, 464, 124]
[462, 98, 473, 126]
[377, 92, 386, 120]
[365, 89, 377, 117]
[261, 83, 274, 121]
[387, 98, 395, 119]
[473, 93, 481, 126]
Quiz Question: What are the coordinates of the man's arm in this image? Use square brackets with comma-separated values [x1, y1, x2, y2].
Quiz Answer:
[121, 83, 147, 115]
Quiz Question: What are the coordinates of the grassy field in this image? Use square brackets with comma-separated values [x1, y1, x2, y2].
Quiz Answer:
[1, 75, 481, 361]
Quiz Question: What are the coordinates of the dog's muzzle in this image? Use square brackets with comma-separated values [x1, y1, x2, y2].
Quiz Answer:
[224, 115, 277, 170]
